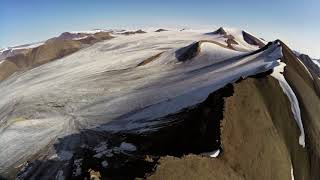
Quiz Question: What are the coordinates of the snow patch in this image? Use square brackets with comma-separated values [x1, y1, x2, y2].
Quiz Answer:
[55, 170, 65, 180]
[94, 141, 108, 152]
[7, 42, 44, 51]
[49, 151, 74, 161]
[271, 60, 305, 147]
[101, 160, 108, 168]
[73, 36, 89, 40]
[93, 142, 113, 158]
[58, 150, 73, 161]
[119, 142, 137, 151]
[201, 149, 220, 158]
[72, 158, 83, 177]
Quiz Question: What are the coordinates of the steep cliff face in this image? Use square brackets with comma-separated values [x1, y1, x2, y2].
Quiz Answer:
[220, 77, 310, 180]
[149, 76, 311, 180]
[280, 42, 320, 180]
[298, 54, 320, 77]
[149, 41, 320, 180]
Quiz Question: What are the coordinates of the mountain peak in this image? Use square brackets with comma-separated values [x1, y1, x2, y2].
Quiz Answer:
[212, 27, 227, 35]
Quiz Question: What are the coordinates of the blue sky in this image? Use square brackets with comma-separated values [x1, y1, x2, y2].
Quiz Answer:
[1, 0, 319, 58]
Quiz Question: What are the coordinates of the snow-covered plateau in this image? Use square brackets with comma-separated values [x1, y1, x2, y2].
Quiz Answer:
[0, 28, 318, 179]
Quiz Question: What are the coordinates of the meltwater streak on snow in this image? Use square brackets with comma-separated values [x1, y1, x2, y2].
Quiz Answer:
[271, 60, 305, 147]
[0, 30, 281, 174]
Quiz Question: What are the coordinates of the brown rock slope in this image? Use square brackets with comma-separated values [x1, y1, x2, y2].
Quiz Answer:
[206, 27, 240, 50]
[207, 27, 265, 50]
[298, 54, 320, 76]
[296, 53, 320, 94]
[0, 32, 113, 81]
[242, 31, 265, 48]
[148, 155, 245, 180]
[149, 41, 320, 180]
[280, 41, 320, 180]
[0, 60, 19, 80]
[148, 76, 311, 180]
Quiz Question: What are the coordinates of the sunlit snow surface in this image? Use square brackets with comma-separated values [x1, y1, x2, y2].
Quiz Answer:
[0, 30, 289, 175]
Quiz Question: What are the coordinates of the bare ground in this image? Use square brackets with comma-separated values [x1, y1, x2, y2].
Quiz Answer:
[148, 76, 311, 180]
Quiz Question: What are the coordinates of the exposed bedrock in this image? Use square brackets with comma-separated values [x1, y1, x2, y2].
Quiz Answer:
[206, 27, 265, 49]
[149, 76, 311, 180]
[242, 31, 265, 48]
[155, 29, 168, 32]
[298, 54, 320, 77]
[280, 41, 320, 180]
[121, 30, 146, 35]
[149, 42, 320, 180]
[175, 39, 276, 62]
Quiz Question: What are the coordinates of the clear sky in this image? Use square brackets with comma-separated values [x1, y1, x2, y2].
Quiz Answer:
[1, 0, 319, 58]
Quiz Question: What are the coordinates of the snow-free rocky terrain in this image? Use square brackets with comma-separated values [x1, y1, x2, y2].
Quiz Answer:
[0, 27, 320, 180]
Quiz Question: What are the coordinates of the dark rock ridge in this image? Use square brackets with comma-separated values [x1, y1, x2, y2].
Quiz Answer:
[155, 29, 168, 32]
[242, 31, 265, 48]
[121, 30, 146, 35]
[298, 54, 320, 77]
[207, 27, 265, 49]
[280, 41, 320, 180]
[209, 27, 228, 36]
[176, 39, 278, 62]
[149, 74, 310, 180]
[176, 41, 201, 62]
[175, 40, 236, 62]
